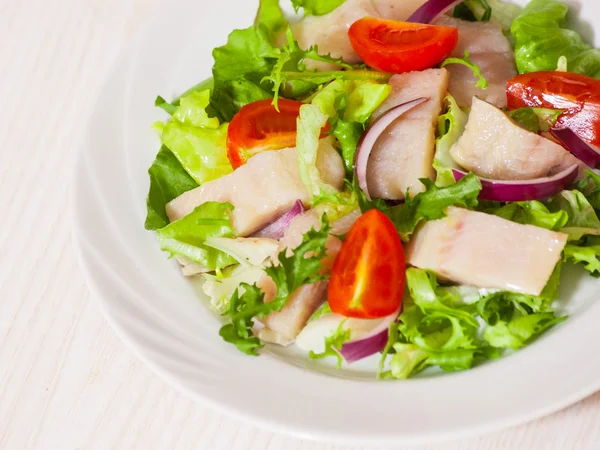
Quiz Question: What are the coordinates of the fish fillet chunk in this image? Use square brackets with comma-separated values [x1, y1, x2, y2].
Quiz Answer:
[450, 98, 580, 180]
[367, 69, 449, 200]
[406, 207, 567, 296]
[166, 138, 344, 235]
[260, 210, 361, 342]
[434, 16, 516, 108]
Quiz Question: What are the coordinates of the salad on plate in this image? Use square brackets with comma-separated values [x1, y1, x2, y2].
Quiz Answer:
[144, 0, 600, 379]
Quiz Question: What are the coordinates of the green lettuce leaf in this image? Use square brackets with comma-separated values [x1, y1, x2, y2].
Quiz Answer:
[441, 50, 488, 89]
[309, 320, 352, 368]
[453, 0, 492, 22]
[385, 173, 482, 241]
[434, 95, 468, 187]
[388, 343, 496, 379]
[573, 170, 600, 211]
[263, 28, 384, 107]
[311, 78, 391, 174]
[212, 25, 279, 89]
[485, 200, 568, 230]
[161, 121, 232, 185]
[255, 0, 287, 35]
[507, 107, 563, 133]
[155, 202, 238, 270]
[155, 89, 233, 185]
[296, 104, 339, 198]
[145, 146, 199, 230]
[511, 0, 600, 78]
[381, 267, 561, 379]
[454, 0, 521, 31]
[483, 313, 566, 349]
[564, 243, 600, 276]
[549, 190, 600, 240]
[291, 0, 346, 16]
[210, 77, 273, 122]
[219, 215, 332, 354]
[380, 269, 501, 379]
[312, 189, 359, 222]
[211, 25, 279, 120]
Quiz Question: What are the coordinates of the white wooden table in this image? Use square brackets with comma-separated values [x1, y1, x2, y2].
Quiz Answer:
[2, 0, 600, 448]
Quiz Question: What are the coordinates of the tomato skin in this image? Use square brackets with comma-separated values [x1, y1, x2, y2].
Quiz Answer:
[506, 72, 600, 146]
[328, 209, 405, 319]
[348, 18, 458, 74]
[227, 99, 330, 169]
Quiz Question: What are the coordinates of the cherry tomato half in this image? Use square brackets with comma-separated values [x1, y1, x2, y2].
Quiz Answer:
[328, 209, 405, 319]
[226, 99, 329, 169]
[507, 72, 600, 146]
[348, 17, 458, 74]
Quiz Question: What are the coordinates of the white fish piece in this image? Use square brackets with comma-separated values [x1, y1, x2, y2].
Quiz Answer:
[166, 138, 344, 235]
[258, 278, 329, 341]
[406, 207, 567, 296]
[450, 98, 580, 180]
[287, 0, 427, 70]
[367, 69, 449, 200]
[259, 209, 361, 341]
[434, 16, 516, 108]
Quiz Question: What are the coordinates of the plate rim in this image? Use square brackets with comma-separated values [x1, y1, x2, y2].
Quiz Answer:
[72, 0, 600, 445]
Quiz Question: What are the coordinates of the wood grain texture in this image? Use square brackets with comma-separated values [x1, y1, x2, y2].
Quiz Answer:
[1, 0, 599, 449]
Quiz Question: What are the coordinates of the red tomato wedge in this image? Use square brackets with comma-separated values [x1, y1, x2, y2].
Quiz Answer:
[226, 99, 329, 169]
[507, 72, 600, 147]
[328, 209, 405, 319]
[348, 17, 458, 74]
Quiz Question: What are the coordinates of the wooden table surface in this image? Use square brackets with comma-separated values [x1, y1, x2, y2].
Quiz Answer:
[2, 0, 600, 448]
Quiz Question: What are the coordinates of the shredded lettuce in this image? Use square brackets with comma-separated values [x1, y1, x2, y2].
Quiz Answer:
[511, 0, 600, 78]
[433, 95, 468, 187]
[441, 50, 488, 90]
[291, 0, 346, 16]
[155, 202, 238, 270]
[219, 215, 332, 355]
[145, 146, 199, 230]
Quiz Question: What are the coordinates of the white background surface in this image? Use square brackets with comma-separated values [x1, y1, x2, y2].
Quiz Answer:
[2, 0, 600, 448]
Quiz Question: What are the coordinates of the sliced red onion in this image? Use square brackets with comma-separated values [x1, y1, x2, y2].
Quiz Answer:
[355, 98, 429, 201]
[552, 128, 600, 168]
[452, 165, 579, 202]
[253, 200, 304, 239]
[338, 309, 399, 363]
[407, 0, 463, 24]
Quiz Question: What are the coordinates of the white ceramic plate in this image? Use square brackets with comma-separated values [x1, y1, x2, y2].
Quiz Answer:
[74, 0, 600, 445]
